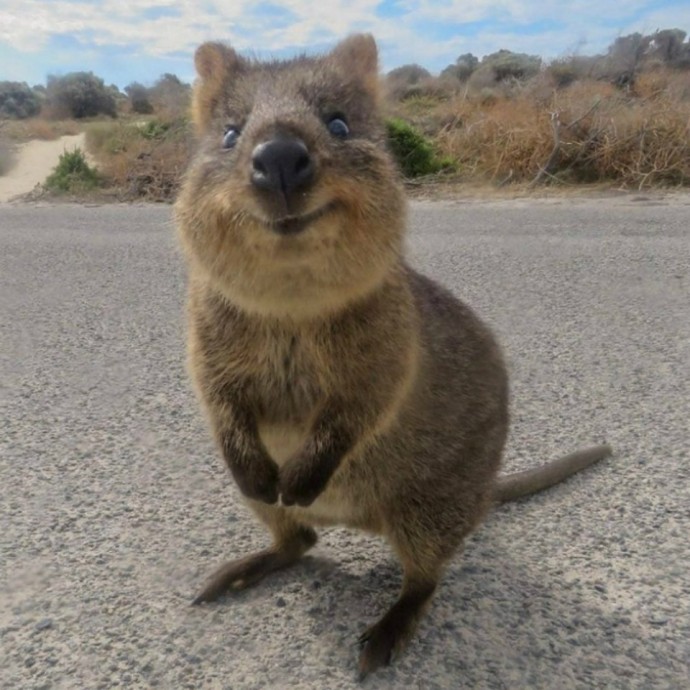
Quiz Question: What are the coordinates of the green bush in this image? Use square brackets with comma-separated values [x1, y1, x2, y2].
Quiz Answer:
[385, 64, 435, 101]
[138, 119, 171, 139]
[487, 50, 542, 81]
[386, 117, 453, 178]
[0, 81, 42, 119]
[124, 82, 154, 114]
[547, 60, 580, 88]
[468, 50, 542, 91]
[45, 148, 101, 192]
[441, 53, 479, 82]
[148, 73, 191, 117]
[46, 72, 117, 119]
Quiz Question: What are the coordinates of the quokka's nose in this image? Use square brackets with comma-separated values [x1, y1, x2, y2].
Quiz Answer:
[250, 138, 315, 196]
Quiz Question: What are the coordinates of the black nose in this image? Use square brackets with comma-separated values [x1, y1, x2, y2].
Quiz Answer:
[251, 138, 314, 196]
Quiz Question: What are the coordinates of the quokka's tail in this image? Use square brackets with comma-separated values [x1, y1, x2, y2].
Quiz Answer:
[494, 445, 613, 504]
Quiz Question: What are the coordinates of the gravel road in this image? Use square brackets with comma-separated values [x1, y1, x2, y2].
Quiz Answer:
[1, 197, 688, 689]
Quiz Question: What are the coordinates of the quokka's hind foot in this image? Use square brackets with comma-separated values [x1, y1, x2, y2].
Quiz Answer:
[357, 577, 436, 680]
[192, 525, 317, 604]
[356, 516, 465, 679]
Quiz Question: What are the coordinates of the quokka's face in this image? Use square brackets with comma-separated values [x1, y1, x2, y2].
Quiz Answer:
[175, 34, 406, 320]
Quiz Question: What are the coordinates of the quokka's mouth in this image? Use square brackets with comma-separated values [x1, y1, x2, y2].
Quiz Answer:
[265, 203, 334, 236]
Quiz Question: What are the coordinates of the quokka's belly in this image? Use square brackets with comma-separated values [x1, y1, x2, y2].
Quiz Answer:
[257, 420, 308, 467]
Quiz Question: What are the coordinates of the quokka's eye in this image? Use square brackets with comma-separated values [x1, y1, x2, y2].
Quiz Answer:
[326, 115, 349, 139]
[222, 126, 241, 149]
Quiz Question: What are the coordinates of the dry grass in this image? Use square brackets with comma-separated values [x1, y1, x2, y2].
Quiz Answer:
[85, 118, 193, 200]
[400, 71, 690, 189]
[1, 118, 83, 142]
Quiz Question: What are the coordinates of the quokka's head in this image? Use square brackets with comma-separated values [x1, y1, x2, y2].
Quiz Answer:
[175, 34, 406, 320]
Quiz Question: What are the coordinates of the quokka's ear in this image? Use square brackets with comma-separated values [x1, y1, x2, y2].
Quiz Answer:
[329, 33, 380, 97]
[192, 42, 243, 132]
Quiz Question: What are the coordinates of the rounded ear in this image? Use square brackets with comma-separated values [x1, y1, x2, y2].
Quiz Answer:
[329, 33, 379, 94]
[194, 42, 239, 81]
[192, 42, 243, 132]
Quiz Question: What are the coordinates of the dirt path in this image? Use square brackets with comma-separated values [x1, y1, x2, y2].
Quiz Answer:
[0, 133, 88, 203]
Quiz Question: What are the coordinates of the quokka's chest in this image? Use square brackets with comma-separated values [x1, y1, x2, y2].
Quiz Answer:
[237, 331, 325, 422]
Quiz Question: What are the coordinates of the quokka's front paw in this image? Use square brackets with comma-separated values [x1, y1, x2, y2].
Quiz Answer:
[230, 454, 279, 504]
[278, 458, 330, 507]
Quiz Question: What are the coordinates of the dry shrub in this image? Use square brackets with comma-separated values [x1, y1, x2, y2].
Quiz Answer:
[384, 64, 431, 101]
[586, 99, 690, 187]
[23, 119, 60, 140]
[635, 69, 690, 101]
[409, 76, 461, 101]
[1, 118, 82, 142]
[389, 80, 470, 136]
[86, 118, 193, 200]
[435, 98, 553, 181]
[428, 76, 690, 188]
[385, 71, 460, 104]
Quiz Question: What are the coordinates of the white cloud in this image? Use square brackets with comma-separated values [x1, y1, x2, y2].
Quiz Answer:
[0, 0, 687, 70]
[0, 0, 380, 54]
[0, 1, 234, 53]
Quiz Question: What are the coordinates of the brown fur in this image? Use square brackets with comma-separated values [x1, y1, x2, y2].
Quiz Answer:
[175, 34, 611, 678]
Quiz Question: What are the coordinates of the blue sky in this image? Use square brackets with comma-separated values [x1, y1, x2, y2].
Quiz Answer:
[1, 1, 688, 88]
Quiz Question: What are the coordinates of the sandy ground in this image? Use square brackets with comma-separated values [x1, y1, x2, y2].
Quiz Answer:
[0, 134, 88, 203]
[1, 199, 688, 689]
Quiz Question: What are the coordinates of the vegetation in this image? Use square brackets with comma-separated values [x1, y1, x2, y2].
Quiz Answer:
[44, 148, 101, 193]
[385, 28, 690, 190]
[385, 64, 434, 100]
[386, 118, 452, 178]
[147, 74, 191, 118]
[422, 73, 690, 188]
[0, 118, 82, 142]
[45, 72, 117, 119]
[473, 50, 542, 84]
[124, 74, 190, 118]
[440, 54, 478, 83]
[85, 117, 191, 200]
[124, 82, 154, 114]
[0, 82, 41, 119]
[1, 27, 689, 198]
